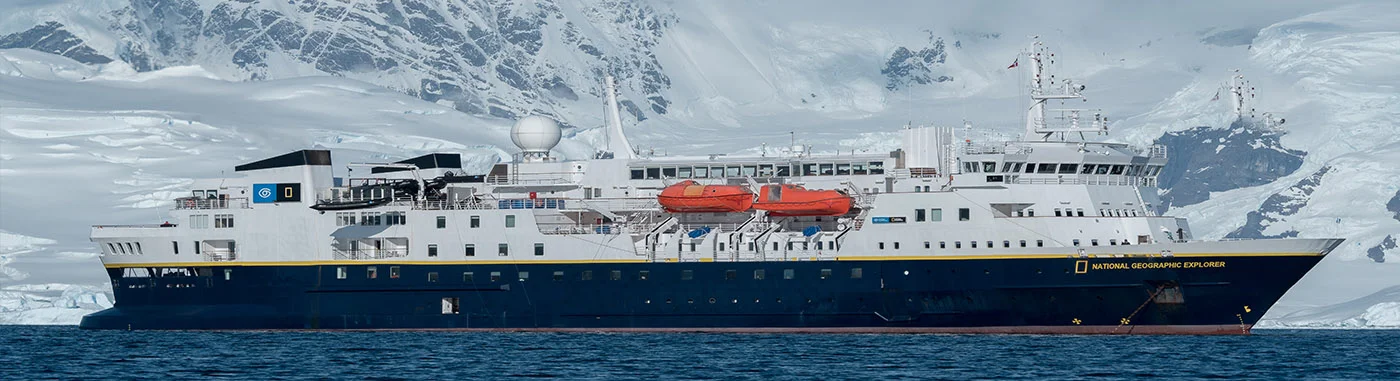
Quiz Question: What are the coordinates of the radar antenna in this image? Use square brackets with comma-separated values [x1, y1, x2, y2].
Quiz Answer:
[1020, 37, 1108, 142]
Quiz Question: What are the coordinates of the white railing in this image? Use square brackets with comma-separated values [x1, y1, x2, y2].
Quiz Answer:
[175, 197, 250, 210]
[537, 223, 625, 235]
[203, 250, 236, 262]
[332, 248, 410, 260]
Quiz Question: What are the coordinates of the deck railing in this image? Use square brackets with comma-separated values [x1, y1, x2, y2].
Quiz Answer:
[175, 197, 250, 210]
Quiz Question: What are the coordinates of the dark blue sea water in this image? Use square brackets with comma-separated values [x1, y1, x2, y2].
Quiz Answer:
[2, 326, 1397, 380]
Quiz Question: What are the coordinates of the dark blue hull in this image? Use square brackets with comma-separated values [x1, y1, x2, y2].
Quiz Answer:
[81, 255, 1322, 334]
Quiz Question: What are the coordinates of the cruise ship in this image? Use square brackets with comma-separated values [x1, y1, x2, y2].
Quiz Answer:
[81, 39, 1340, 333]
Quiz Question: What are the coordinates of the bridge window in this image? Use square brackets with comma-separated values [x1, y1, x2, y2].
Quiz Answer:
[836, 163, 851, 175]
[464, 244, 475, 256]
[694, 167, 709, 178]
[630, 168, 644, 180]
[1110, 165, 1126, 175]
[852, 163, 867, 175]
[868, 161, 885, 175]
[1081, 164, 1095, 174]
[1059, 164, 1078, 174]
[726, 166, 741, 177]
[983, 162, 996, 172]
[498, 243, 509, 256]
[677, 167, 693, 178]
[436, 216, 446, 229]
[214, 214, 234, 228]
[1037, 163, 1056, 173]
[662, 167, 677, 178]
[1095, 165, 1110, 175]
[428, 244, 438, 257]
[776, 165, 792, 177]
[646, 168, 660, 179]
[1024, 163, 1036, 173]
[336, 266, 347, 279]
[741, 165, 757, 176]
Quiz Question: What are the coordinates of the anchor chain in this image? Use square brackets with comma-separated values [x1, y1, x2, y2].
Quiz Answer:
[1112, 283, 1168, 334]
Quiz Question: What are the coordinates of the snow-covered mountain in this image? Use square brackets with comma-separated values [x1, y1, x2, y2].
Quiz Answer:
[1, 0, 1396, 326]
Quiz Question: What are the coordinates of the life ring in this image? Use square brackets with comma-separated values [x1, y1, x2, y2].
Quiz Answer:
[184, 199, 195, 208]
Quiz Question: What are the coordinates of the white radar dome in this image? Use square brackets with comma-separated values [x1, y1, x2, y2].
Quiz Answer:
[510, 115, 562, 154]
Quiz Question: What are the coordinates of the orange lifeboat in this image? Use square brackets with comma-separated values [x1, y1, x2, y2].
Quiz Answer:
[657, 180, 755, 213]
[753, 184, 852, 217]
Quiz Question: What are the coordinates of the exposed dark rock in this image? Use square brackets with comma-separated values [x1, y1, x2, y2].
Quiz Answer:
[0, 22, 113, 64]
[1201, 27, 1259, 47]
[1368, 235, 1396, 263]
[882, 35, 951, 91]
[1155, 119, 1306, 212]
[1225, 166, 1329, 239]
[1387, 190, 1400, 223]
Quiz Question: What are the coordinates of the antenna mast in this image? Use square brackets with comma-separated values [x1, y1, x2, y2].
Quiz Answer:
[1021, 37, 1108, 142]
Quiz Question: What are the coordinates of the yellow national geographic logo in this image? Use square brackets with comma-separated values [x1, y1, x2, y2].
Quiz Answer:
[1076, 260, 1226, 273]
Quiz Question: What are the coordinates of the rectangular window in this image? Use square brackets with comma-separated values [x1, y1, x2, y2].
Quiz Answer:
[224, 268, 231, 280]
[630, 168, 644, 180]
[1037, 240, 1045, 247]
[662, 167, 678, 178]
[915, 209, 926, 222]
[171, 241, 179, 255]
[754, 269, 765, 280]
[428, 272, 439, 283]
[470, 216, 480, 228]
[553, 271, 564, 281]
[878, 242, 885, 250]
[1003, 240, 1011, 248]
[1055, 209, 1063, 217]
[725, 270, 737, 280]
[390, 266, 401, 279]
[1037, 163, 1057, 173]
[1073, 239, 1081, 246]
[534, 243, 545, 256]
[442, 297, 459, 315]
[463, 272, 474, 282]
[1024, 163, 1036, 173]
[682, 270, 693, 280]
[505, 215, 516, 228]
[959, 208, 971, 221]
[336, 266, 347, 279]
[940, 241, 947, 249]
[983, 162, 997, 172]
[436, 216, 446, 229]
[820, 269, 832, 280]
[955, 241, 962, 249]
[1020, 240, 1027, 247]
[518, 271, 529, 281]
[367, 266, 378, 279]
[581, 270, 593, 280]
[1081, 164, 1095, 174]
[193, 241, 201, 254]
[638, 270, 649, 280]
[678, 167, 693, 178]
[1058, 163, 1078, 174]
[894, 242, 900, 250]
[610, 270, 621, 280]
[464, 244, 475, 256]
[428, 244, 438, 257]
[783, 269, 794, 279]
[930, 208, 942, 221]
[1077, 208, 1085, 217]
[1091, 239, 1100, 246]
[694, 167, 709, 178]
[498, 243, 509, 256]
[971, 241, 978, 248]
[490, 272, 501, 282]
[646, 167, 661, 179]
[851, 268, 863, 279]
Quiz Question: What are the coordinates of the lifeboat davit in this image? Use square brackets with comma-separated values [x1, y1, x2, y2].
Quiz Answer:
[657, 180, 755, 213]
[753, 184, 852, 217]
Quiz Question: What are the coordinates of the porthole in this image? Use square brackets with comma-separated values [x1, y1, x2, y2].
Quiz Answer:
[709, 298, 716, 304]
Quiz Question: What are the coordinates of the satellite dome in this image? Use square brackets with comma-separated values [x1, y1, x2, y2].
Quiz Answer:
[511, 115, 562, 155]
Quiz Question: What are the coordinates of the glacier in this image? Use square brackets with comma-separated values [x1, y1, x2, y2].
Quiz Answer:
[0, 0, 1397, 326]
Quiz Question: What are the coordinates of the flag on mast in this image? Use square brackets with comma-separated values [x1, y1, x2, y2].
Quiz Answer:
[1007, 58, 1019, 69]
